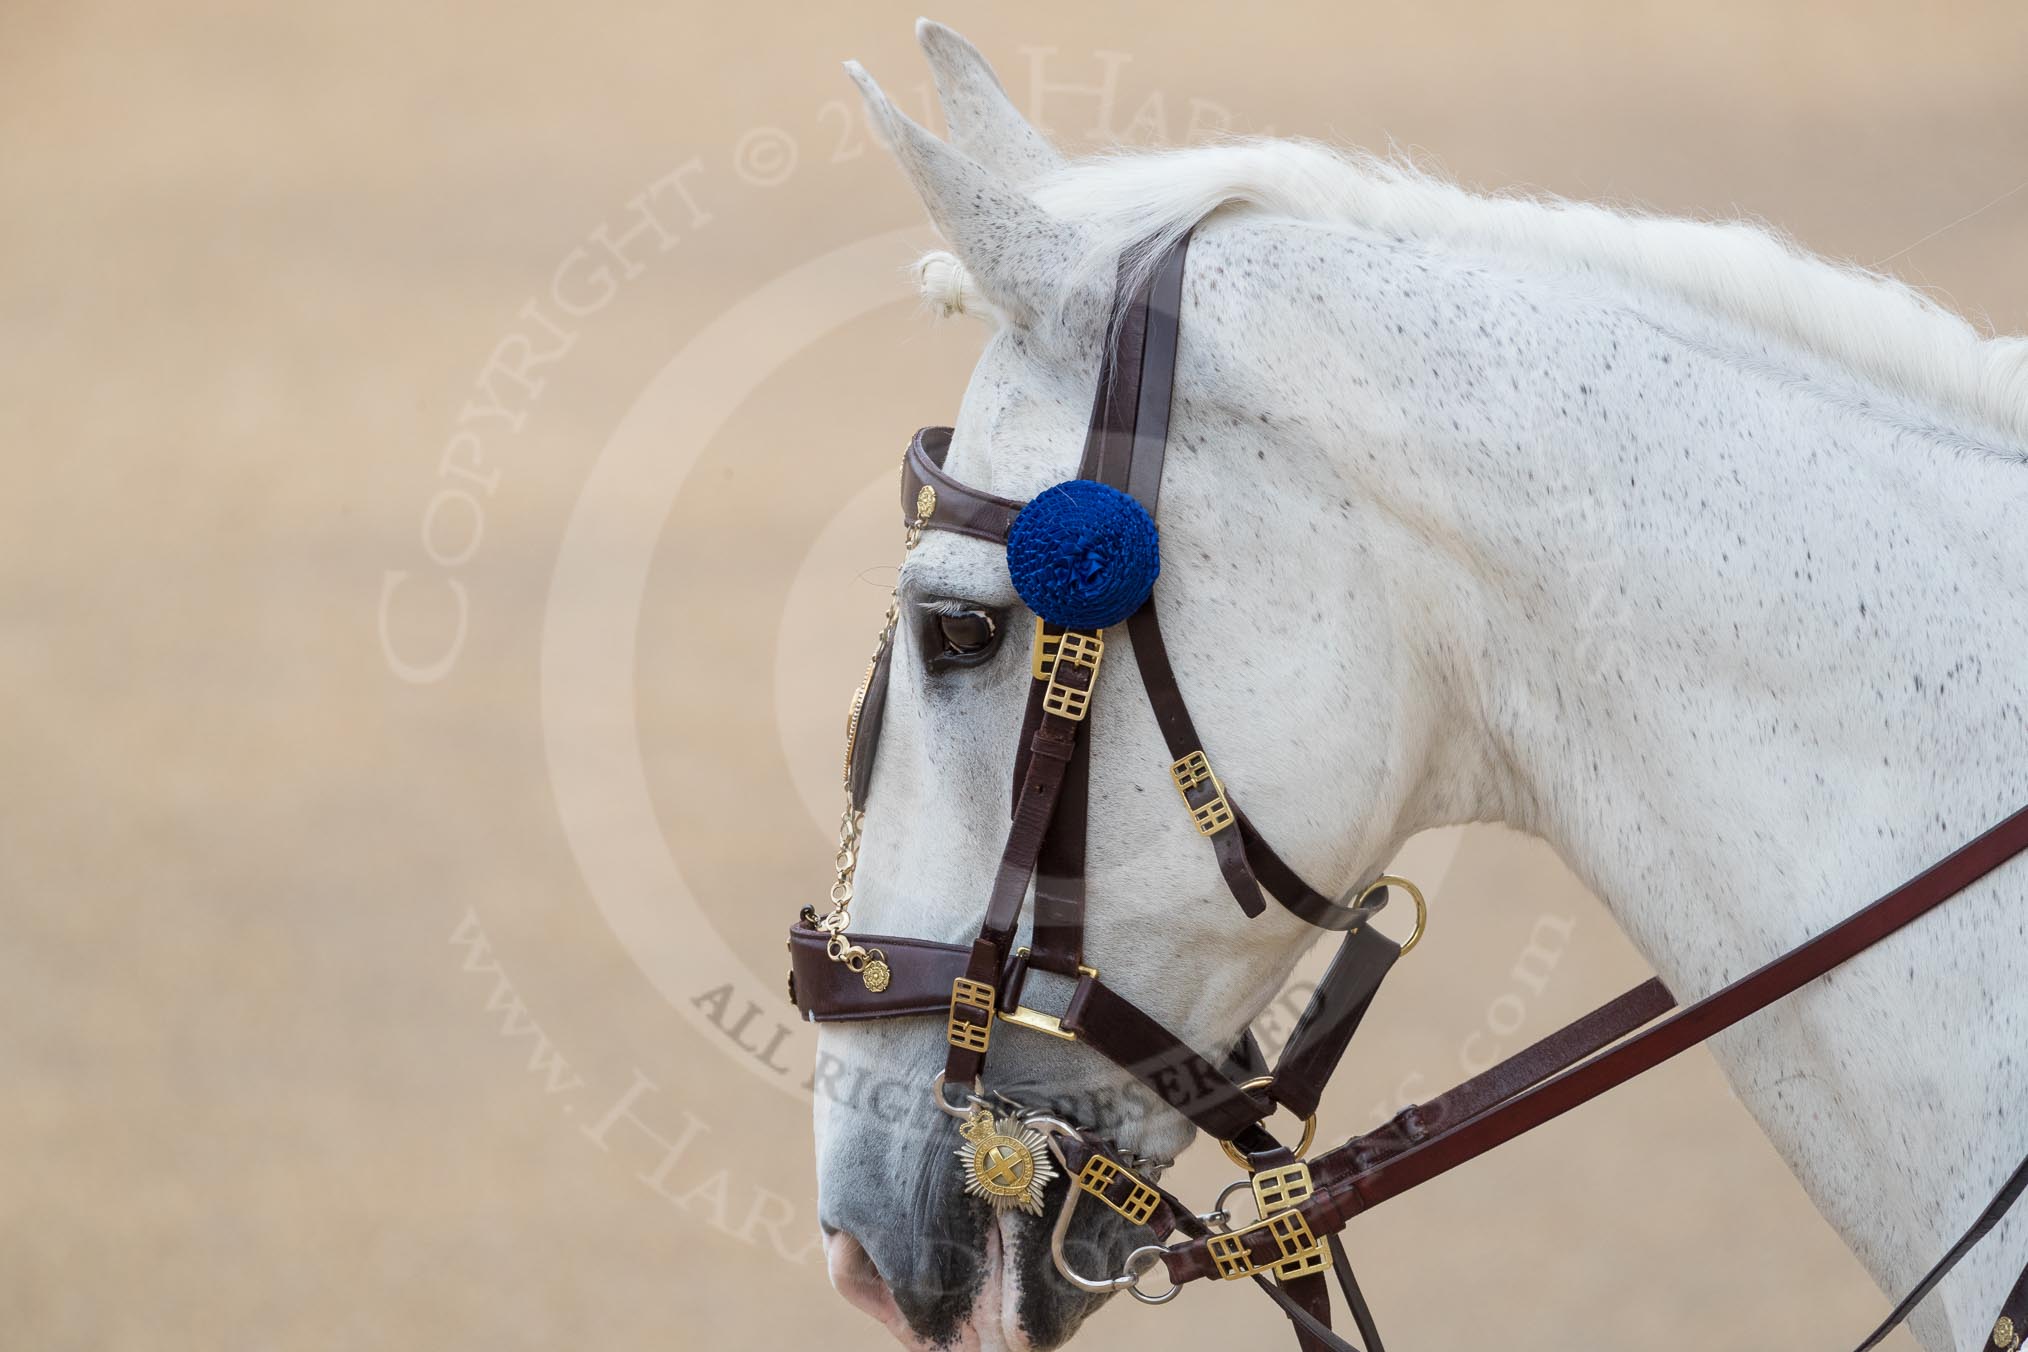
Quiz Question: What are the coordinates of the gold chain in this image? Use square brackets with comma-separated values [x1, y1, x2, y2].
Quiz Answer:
[807, 491, 931, 969]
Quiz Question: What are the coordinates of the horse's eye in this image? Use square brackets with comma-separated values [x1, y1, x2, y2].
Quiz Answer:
[921, 604, 1002, 670]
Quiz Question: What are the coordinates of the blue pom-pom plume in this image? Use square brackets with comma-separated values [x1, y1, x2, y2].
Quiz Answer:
[1005, 479, 1161, 629]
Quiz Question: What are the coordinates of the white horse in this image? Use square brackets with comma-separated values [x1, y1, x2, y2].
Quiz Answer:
[813, 21, 2028, 1352]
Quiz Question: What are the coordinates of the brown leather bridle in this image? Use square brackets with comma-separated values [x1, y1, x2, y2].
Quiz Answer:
[788, 226, 2028, 1352]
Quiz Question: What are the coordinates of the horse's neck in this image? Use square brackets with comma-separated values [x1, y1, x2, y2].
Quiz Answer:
[1283, 230, 2028, 1342]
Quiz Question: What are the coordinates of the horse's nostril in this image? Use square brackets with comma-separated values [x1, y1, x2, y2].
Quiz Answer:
[825, 1229, 906, 1335]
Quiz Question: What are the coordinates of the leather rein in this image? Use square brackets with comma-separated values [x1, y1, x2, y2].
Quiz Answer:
[788, 226, 2028, 1352]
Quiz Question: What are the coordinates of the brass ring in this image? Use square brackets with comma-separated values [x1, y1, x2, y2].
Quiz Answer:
[1218, 1075, 1317, 1170]
[1357, 873, 1428, 955]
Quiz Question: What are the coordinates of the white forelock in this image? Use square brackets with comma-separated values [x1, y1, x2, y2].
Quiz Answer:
[919, 137, 2027, 451]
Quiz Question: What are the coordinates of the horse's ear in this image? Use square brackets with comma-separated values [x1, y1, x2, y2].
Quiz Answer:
[916, 20, 1064, 187]
[846, 60, 1081, 328]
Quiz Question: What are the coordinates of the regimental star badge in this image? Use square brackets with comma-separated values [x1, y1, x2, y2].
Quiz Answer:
[955, 1106, 1057, 1216]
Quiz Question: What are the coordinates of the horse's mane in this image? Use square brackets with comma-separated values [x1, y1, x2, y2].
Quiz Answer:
[1004, 138, 2028, 450]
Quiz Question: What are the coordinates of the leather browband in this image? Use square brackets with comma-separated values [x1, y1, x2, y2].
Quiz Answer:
[902, 427, 1022, 544]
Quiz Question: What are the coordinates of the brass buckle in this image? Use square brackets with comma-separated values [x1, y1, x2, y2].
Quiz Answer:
[1076, 1155, 1161, 1226]
[1205, 1208, 1330, 1281]
[1041, 630, 1103, 721]
[1249, 1161, 1315, 1214]
[1207, 1106, 1330, 1281]
[1042, 1122, 1179, 1304]
[947, 977, 995, 1053]
[995, 947, 1097, 1042]
[1031, 620, 1063, 680]
[1169, 750, 1235, 836]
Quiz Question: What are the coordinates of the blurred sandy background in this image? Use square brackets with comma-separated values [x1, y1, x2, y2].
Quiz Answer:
[2, 2, 2023, 1348]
